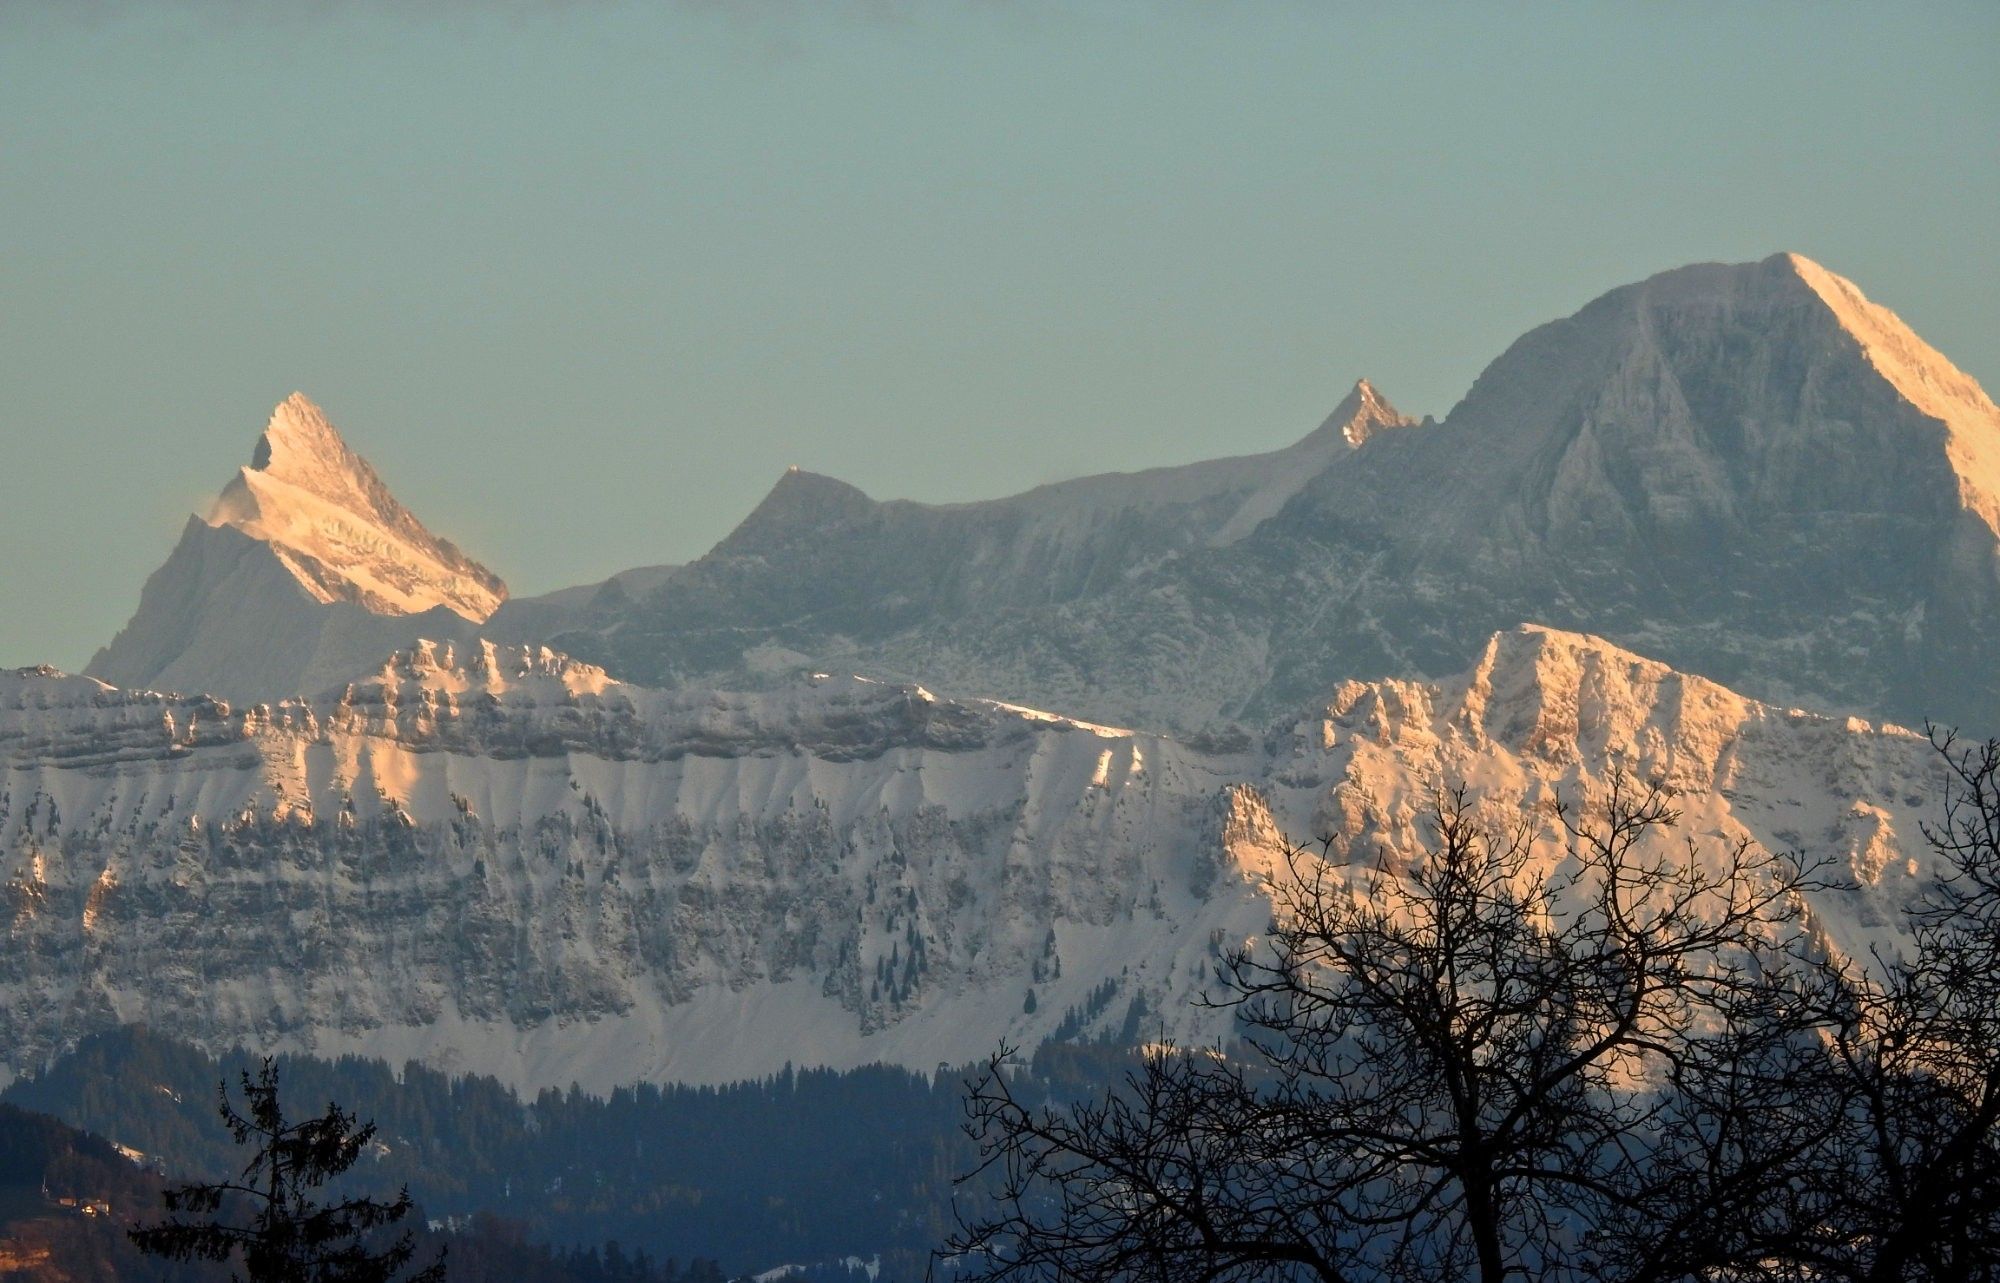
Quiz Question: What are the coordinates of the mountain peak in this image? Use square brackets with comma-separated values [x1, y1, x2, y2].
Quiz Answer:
[1769, 252, 2000, 426]
[716, 468, 880, 554]
[238, 392, 410, 524]
[1618, 255, 1995, 431]
[1309, 378, 1418, 448]
[252, 392, 352, 477]
[1753, 253, 2000, 535]
[758, 467, 877, 517]
[204, 395, 506, 621]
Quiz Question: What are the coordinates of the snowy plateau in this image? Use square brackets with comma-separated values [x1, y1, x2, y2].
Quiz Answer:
[5, 251, 1996, 1092]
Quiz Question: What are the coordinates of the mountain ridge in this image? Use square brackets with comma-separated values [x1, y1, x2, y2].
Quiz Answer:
[548, 252, 2000, 732]
[0, 624, 1945, 1092]
[72, 254, 2000, 734]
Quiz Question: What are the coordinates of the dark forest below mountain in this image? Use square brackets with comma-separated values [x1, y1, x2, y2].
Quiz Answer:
[2, 1029, 1128, 1280]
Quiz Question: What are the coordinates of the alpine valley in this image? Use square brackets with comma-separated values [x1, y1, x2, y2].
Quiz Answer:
[6, 251, 1995, 1104]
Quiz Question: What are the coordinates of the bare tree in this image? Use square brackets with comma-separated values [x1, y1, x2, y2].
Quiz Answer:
[948, 776, 1841, 1283]
[1801, 730, 2000, 1282]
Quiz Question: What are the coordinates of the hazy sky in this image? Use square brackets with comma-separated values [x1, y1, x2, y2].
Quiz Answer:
[3, 2, 1995, 669]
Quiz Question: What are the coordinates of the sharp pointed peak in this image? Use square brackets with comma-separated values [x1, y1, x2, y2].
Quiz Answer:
[275, 389, 328, 418]
[1309, 378, 1418, 448]
[220, 393, 387, 527]
[199, 394, 507, 621]
[251, 392, 355, 476]
[1339, 377, 1399, 417]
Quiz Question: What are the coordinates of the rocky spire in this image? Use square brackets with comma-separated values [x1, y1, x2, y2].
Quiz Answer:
[1311, 378, 1419, 448]
[206, 393, 507, 621]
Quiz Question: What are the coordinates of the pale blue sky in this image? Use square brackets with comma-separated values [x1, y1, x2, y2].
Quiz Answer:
[2, 2, 1995, 668]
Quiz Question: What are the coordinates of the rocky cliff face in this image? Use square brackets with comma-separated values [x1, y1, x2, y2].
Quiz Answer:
[86, 395, 506, 703]
[0, 628, 1946, 1092]
[556, 255, 2000, 732]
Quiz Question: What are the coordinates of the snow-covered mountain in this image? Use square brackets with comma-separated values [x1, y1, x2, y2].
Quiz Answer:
[548, 378, 1418, 715]
[29, 253, 1991, 1096]
[1254, 251, 2000, 726]
[0, 628, 1946, 1093]
[555, 255, 2000, 732]
[90, 257, 1998, 732]
[86, 394, 507, 703]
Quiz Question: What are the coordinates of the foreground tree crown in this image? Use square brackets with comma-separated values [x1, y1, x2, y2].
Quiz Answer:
[130, 1060, 447, 1283]
[950, 748, 2000, 1283]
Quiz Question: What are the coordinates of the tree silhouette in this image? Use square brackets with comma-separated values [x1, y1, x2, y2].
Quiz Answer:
[1803, 729, 2000, 1281]
[131, 1059, 446, 1283]
[948, 776, 1844, 1283]
[948, 749, 2000, 1282]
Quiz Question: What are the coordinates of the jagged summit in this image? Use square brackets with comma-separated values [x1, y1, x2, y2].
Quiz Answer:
[208, 393, 506, 621]
[1, 615, 1945, 1091]
[78, 256, 2000, 734]
[1307, 377, 1419, 448]
[722, 378, 1415, 539]
[1247, 250, 2000, 729]
[356, 637, 618, 699]
[250, 392, 352, 477]
[549, 253, 2000, 732]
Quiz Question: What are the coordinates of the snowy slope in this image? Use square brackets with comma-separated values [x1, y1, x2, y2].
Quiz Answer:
[1783, 253, 2000, 535]
[86, 395, 506, 702]
[0, 628, 1948, 1093]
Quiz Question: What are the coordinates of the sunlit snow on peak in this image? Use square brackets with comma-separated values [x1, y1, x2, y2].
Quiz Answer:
[204, 394, 507, 622]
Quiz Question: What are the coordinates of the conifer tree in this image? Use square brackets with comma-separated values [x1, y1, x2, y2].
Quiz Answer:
[131, 1059, 447, 1283]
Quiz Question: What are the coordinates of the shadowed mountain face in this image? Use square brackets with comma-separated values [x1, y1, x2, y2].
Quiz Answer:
[77, 255, 2000, 731]
[556, 254, 2000, 731]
